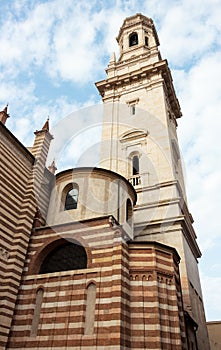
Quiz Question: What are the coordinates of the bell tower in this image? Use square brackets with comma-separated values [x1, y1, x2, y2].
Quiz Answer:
[96, 13, 210, 349]
[116, 14, 160, 63]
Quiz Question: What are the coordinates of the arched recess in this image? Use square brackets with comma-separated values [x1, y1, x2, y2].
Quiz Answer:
[39, 240, 87, 274]
[126, 198, 133, 226]
[128, 151, 141, 177]
[129, 32, 138, 47]
[84, 283, 96, 335]
[132, 155, 139, 175]
[127, 151, 142, 186]
[28, 237, 91, 275]
[30, 288, 44, 337]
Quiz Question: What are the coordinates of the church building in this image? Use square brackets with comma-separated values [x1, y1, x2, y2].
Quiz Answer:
[0, 14, 210, 349]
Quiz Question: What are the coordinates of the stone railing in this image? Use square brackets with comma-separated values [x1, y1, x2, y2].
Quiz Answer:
[128, 175, 141, 187]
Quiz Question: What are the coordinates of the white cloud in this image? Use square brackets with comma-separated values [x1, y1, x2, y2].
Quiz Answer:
[0, 1, 124, 84]
[158, 0, 221, 67]
[173, 50, 221, 258]
[0, 78, 98, 146]
[201, 273, 221, 321]
[56, 124, 102, 170]
[0, 2, 54, 74]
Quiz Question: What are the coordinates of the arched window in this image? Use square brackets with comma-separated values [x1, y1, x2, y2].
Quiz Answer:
[39, 242, 87, 274]
[65, 185, 79, 210]
[126, 199, 133, 225]
[129, 32, 138, 47]
[132, 155, 139, 175]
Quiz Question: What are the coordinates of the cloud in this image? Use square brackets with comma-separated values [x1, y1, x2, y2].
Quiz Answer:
[0, 1, 125, 84]
[1, 0, 221, 83]
[0, 1, 54, 74]
[172, 51, 221, 258]
[55, 124, 102, 171]
[0, 75, 98, 146]
[158, 0, 221, 67]
[201, 273, 221, 321]
[47, 103, 103, 168]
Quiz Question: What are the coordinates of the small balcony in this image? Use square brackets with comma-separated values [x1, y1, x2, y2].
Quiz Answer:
[128, 175, 141, 187]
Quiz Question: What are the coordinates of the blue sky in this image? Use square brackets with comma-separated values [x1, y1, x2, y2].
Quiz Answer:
[0, 0, 221, 321]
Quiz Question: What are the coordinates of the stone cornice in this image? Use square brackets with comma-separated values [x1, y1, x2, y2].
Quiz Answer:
[134, 215, 201, 260]
[95, 59, 182, 119]
[132, 178, 201, 259]
[34, 215, 116, 234]
[128, 240, 180, 264]
[181, 218, 202, 259]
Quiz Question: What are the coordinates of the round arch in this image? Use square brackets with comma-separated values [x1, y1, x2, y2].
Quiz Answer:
[28, 237, 88, 275]
[39, 241, 87, 274]
[61, 182, 79, 211]
[129, 32, 138, 47]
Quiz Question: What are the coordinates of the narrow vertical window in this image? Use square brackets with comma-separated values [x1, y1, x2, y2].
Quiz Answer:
[65, 185, 79, 210]
[84, 283, 96, 335]
[126, 199, 133, 225]
[132, 155, 139, 175]
[30, 288, 44, 337]
[145, 36, 149, 46]
[131, 104, 136, 115]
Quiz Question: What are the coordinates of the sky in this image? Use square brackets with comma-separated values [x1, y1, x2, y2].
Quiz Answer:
[0, 0, 221, 321]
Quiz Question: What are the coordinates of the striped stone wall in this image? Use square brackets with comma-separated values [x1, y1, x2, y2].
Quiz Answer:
[0, 123, 35, 349]
[0, 122, 53, 349]
[31, 126, 54, 220]
[7, 217, 187, 349]
[129, 243, 187, 349]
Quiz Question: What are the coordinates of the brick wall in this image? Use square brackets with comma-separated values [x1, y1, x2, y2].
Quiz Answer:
[7, 218, 187, 349]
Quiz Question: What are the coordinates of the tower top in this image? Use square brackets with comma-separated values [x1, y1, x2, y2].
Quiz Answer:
[0, 104, 10, 125]
[34, 117, 50, 135]
[117, 13, 159, 45]
[48, 159, 57, 174]
[41, 117, 50, 131]
[115, 13, 160, 62]
[96, 14, 181, 119]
